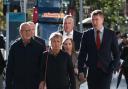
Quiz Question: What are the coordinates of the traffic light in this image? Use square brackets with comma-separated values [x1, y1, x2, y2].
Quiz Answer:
[33, 6, 38, 24]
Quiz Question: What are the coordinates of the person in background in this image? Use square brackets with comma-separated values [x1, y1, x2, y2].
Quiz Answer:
[0, 34, 5, 89]
[62, 37, 80, 89]
[60, 15, 82, 51]
[78, 10, 120, 89]
[116, 31, 123, 53]
[5, 22, 44, 89]
[119, 33, 128, 89]
[27, 21, 46, 51]
[39, 32, 76, 89]
[116, 31, 122, 45]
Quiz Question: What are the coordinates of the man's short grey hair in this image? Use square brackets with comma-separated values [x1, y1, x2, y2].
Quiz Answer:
[63, 15, 74, 25]
[48, 32, 62, 46]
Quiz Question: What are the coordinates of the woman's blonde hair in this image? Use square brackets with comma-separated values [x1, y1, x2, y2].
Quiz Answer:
[48, 32, 62, 46]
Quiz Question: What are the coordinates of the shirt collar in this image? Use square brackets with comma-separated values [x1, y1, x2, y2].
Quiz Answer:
[94, 26, 104, 33]
[63, 30, 73, 35]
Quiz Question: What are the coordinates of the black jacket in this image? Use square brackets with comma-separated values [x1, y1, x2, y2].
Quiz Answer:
[41, 50, 76, 89]
[5, 38, 44, 89]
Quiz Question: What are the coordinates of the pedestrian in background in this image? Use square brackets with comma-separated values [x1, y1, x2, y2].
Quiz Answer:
[0, 35, 5, 89]
[39, 32, 76, 89]
[27, 21, 46, 51]
[59, 15, 82, 51]
[119, 34, 128, 89]
[62, 37, 80, 89]
[78, 10, 120, 89]
[5, 22, 44, 89]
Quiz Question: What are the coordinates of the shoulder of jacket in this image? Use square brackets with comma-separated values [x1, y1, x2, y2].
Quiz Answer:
[10, 38, 21, 48]
[83, 28, 93, 34]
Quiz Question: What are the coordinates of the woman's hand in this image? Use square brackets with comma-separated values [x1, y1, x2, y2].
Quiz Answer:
[78, 72, 86, 82]
[39, 81, 45, 89]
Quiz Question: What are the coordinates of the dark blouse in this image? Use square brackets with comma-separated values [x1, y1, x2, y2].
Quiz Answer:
[41, 50, 76, 89]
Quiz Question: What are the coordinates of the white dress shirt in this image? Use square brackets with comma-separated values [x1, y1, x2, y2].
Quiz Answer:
[63, 30, 73, 39]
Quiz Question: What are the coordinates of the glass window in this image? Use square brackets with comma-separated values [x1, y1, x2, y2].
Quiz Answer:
[38, 0, 61, 8]
[38, 24, 59, 45]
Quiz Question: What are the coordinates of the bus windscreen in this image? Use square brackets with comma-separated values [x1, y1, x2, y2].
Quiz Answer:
[38, 0, 61, 8]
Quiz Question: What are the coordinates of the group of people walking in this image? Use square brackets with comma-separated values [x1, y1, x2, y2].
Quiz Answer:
[0, 9, 125, 89]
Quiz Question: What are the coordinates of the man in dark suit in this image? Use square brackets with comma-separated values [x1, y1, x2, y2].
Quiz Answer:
[78, 10, 120, 89]
[60, 15, 82, 51]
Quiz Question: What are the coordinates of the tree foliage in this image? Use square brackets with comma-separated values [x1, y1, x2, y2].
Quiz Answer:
[76, 0, 125, 28]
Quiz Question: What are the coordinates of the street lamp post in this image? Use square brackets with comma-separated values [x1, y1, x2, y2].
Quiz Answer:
[6, 0, 10, 60]
[79, 0, 83, 32]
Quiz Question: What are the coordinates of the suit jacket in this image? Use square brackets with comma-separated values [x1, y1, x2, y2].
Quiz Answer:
[60, 30, 82, 51]
[78, 28, 120, 74]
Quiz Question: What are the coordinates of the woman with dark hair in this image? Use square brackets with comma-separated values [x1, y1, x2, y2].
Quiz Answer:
[62, 37, 80, 89]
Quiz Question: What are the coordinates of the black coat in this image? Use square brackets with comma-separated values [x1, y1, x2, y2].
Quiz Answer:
[5, 38, 44, 89]
[34, 36, 46, 52]
[41, 50, 76, 89]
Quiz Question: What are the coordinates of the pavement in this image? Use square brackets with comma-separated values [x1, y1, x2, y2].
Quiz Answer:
[3, 73, 127, 89]
[111, 73, 127, 89]
[79, 73, 127, 89]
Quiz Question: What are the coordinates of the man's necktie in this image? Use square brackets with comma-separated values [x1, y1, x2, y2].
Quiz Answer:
[96, 30, 103, 70]
[96, 30, 100, 49]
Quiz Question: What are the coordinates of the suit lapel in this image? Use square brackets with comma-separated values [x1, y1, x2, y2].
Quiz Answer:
[100, 29, 107, 49]
[73, 31, 76, 41]
[91, 29, 97, 49]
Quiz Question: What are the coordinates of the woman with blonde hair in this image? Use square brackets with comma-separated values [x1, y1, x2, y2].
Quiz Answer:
[39, 32, 76, 89]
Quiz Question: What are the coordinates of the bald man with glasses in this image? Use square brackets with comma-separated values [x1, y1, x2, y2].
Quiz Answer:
[5, 22, 44, 89]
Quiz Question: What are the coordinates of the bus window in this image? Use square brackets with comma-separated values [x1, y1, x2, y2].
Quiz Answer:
[38, 0, 61, 8]
[38, 23, 60, 45]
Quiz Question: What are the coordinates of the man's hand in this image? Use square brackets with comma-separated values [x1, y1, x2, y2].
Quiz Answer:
[78, 72, 86, 82]
[39, 81, 45, 89]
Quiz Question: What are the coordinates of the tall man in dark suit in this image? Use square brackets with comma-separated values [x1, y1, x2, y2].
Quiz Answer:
[60, 15, 82, 51]
[78, 10, 120, 89]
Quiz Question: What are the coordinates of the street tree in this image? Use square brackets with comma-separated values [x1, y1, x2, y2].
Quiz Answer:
[76, 0, 125, 30]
